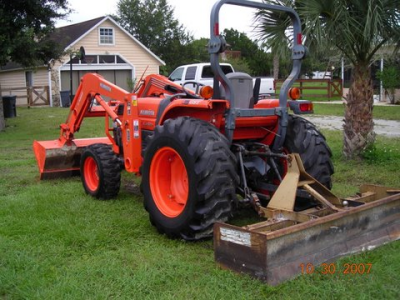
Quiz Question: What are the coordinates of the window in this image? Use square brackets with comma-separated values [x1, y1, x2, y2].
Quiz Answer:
[65, 55, 127, 65]
[201, 65, 233, 78]
[185, 66, 197, 80]
[99, 55, 115, 63]
[99, 27, 114, 45]
[169, 67, 184, 81]
[25, 71, 33, 87]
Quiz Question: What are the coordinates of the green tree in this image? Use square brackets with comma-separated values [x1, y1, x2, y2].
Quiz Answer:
[222, 28, 272, 76]
[223, 29, 259, 58]
[224, 57, 252, 74]
[0, 0, 70, 67]
[116, 0, 193, 74]
[255, 0, 293, 80]
[186, 38, 210, 63]
[256, 0, 400, 159]
[377, 64, 400, 104]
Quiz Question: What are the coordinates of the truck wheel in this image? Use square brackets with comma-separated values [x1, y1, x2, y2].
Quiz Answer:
[142, 117, 238, 240]
[284, 115, 334, 189]
[80, 144, 121, 199]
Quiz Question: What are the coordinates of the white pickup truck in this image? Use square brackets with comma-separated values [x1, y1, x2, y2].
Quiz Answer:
[168, 63, 275, 97]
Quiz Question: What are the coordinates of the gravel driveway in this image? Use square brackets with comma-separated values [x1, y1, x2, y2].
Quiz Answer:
[303, 115, 400, 138]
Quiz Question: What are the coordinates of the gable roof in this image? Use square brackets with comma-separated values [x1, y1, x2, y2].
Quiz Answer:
[0, 62, 25, 71]
[51, 16, 165, 65]
[49, 17, 105, 51]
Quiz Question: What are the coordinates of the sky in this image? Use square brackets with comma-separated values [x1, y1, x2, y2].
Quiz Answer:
[56, 0, 261, 39]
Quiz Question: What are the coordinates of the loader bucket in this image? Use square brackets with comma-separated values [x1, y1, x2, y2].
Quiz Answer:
[33, 137, 112, 179]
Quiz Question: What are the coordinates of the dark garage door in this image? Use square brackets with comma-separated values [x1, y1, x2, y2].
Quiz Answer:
[61, 70, 132, 93]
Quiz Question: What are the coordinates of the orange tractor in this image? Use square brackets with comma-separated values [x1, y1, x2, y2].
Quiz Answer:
[34, 0, 399, 284]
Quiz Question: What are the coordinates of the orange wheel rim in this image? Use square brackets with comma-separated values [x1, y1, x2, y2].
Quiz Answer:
[150, 147, 189, 217]
[84, 157, 99, 192]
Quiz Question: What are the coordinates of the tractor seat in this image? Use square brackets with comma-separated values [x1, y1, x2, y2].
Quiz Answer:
[220, 72, 255, 108]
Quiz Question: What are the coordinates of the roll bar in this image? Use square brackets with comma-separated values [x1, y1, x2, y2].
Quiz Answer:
[208, 0, 306, 148]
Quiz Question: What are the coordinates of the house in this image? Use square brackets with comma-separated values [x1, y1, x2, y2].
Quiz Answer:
[0, 16, 165, 106]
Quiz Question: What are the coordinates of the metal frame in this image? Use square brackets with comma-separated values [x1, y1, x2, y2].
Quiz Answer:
[208, 0, 306, 147]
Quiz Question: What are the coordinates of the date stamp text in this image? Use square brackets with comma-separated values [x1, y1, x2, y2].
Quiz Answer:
[300, 263, 372, 275]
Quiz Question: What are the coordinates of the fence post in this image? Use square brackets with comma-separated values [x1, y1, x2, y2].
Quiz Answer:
[46, 86, 50, 105]
[300, 80, 303, 98]
[328, 80, 332, 101]
[27, 87, 33, 107]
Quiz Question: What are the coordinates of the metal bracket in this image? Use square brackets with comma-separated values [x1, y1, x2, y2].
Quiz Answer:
[267, 154, 343, 211]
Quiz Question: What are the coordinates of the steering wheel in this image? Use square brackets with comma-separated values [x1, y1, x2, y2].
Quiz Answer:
[182, 81, 204, 98]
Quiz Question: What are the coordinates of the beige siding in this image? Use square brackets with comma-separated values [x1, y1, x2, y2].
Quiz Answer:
[1, 19, 163, 106]
[53, 19, 162, 80]
[34, 69, 49, 86]
[0, 67, 49, 105]
[0, 70, 27, 105]
[49, 18, 164, 105]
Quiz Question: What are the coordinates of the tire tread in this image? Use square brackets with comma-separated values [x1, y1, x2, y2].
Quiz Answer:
[143, 117, 238, 240]
[285, 115, 334, 189]
[81, 144, 121, 199]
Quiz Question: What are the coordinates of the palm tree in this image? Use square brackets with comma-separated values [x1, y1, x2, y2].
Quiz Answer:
[256, 0, 400, 159]
[255, 0, 293, 80]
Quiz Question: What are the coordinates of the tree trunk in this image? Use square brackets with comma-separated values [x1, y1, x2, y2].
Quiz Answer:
[343, 63, 375, 159]
[0, 84, 5, 132]
[273, 53, 279, 80]
[0, 99, 5, 132]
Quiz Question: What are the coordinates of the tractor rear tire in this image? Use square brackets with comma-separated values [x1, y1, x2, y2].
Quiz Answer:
[141, 117, 238, 240]
[80, 143, 121, 199]
[284, 115, 334, 189]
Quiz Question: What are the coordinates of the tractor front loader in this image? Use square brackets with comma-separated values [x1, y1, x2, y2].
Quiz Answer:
[33, 0, 400, 285]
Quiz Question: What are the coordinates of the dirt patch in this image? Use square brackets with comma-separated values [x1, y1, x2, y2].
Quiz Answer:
[304, 115, 400, 138]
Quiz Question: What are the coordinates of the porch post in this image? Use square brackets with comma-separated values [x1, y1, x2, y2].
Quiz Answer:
[380, 58, 384, 102]
[48, 64, 53, 107]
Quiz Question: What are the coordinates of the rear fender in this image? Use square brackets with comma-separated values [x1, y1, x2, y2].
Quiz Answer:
[256, 98, 314, 114]
[158, 99, 229, 128]
[254, 99, 280, 109]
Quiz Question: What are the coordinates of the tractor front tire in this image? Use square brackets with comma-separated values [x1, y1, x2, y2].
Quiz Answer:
[141, 117, 238, 240]
[284, 115, 334, 189]
[80, 143, 121, 199]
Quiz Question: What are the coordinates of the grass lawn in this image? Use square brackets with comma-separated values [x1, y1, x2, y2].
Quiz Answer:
[1, 107, 399, 299]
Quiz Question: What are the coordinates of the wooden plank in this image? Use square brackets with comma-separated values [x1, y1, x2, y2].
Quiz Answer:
[214, 223, 268, 281]
[27, 86, 49, 106]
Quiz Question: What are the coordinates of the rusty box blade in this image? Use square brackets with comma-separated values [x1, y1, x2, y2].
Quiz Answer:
[214, 185, 400, 285]
[33, 137, 111, 179]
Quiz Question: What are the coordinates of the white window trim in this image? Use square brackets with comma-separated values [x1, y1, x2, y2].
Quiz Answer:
[99, 27, 115, 45]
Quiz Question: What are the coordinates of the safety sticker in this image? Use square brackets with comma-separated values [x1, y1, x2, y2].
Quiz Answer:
[132, 95, 138, 106]
[127, 101, 131, 116]
[133, 120, 139, 139]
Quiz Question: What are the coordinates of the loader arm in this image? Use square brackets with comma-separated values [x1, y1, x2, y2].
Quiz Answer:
[34, 73, 142, 179]
[59, 73, 130, 144]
